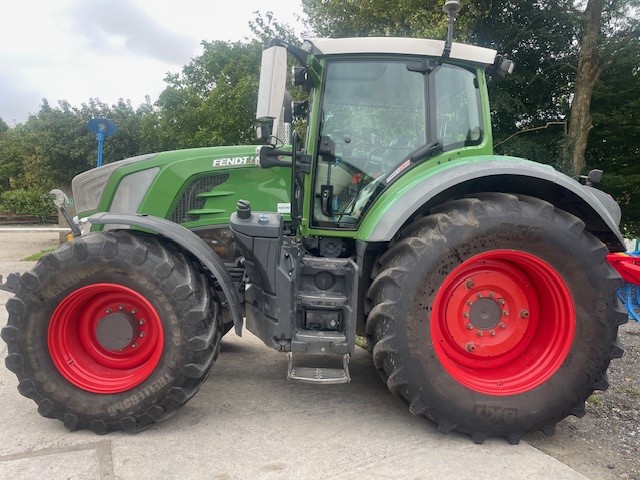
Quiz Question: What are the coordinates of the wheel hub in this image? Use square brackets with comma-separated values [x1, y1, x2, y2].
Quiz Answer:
[446, 274, 531, 360]
[96, 312, 139, 351]
[468, 297, 500, 330]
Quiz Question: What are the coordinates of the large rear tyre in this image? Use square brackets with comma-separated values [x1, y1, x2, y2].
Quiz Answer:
[1, 231, 222, 434]
[366, 193, 626, 443]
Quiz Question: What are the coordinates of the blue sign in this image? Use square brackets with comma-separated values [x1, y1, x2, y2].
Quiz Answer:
[87, 118, 118, 167]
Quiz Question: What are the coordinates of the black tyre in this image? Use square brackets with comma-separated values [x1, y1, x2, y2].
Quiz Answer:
[1, 230, 222, 434]
[366, 193, 626, 443]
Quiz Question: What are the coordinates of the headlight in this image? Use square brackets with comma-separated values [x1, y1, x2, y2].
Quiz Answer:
[109, 167, 160, 214]
[71, 153, 157, 213]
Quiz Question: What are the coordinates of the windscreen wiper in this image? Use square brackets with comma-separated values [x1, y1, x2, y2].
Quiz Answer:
[408, 140, 443, 164]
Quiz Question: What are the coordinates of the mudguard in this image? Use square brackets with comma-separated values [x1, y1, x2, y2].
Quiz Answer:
[359, 156, 625, 250]
[89, 212, 244, 335]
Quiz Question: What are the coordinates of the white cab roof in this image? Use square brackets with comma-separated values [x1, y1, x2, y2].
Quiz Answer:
[303, 37, 497, 67]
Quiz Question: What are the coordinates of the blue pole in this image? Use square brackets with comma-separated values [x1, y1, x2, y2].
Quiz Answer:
[96, 127, 105, 167]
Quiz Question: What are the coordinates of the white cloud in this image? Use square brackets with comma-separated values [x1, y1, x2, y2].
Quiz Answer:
[67, 0, 195, 64]
[0, 71, 43, 125]
[0, 0, 305, 124]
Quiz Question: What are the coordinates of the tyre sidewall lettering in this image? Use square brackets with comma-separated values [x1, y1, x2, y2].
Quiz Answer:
[6, 231, 217, 431]
[21, 270, 185, 418]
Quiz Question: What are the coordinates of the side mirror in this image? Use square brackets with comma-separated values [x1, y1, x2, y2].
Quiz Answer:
[581, 169, 603, 186]
[256, 46, 288, 121]
[490, 55, 516, 80]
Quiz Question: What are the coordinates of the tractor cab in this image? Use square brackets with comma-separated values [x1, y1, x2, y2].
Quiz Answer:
[255, 36, 513, 238]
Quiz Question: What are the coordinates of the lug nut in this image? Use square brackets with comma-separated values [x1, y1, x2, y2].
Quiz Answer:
[489, 292, 495, 298]
[503, 310, 509, 316]
[131, 343, 138, 348]
[463, 312, 470, 318]
[499, 322, 506, 329]
[477, 293, 483, 299]
[499, 299, 505, 305]
[477, 330, 484, 337]
[466, 323, 474, 330]
[105, 308, 112, 314]
[139, 332, 145, 338]
[139, 319, 145, 325]
[490, 330, 496, 336]
[131, 309, 138, 314]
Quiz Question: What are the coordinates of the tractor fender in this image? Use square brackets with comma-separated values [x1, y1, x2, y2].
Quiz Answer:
[89, 212, 244, 335]
[360, 156, 624, 249]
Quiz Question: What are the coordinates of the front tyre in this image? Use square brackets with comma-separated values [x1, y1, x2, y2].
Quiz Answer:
[1, 231, 221, 434]
[366, 193, 626, 443]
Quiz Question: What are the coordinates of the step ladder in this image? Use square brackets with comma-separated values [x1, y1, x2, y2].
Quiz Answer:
[286, 352, 351, 384]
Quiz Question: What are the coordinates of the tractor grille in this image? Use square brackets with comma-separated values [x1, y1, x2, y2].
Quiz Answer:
[170, 173, 229, 224]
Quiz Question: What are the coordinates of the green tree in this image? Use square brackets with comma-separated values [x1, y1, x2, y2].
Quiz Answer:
[588, 36, 640, 235]
[154, 40, 264, 150]
[0, 126, 29, 192]
[565, 0, 640, 176]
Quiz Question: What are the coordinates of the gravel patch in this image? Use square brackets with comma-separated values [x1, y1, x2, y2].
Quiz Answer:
[525, 320, 640, 480]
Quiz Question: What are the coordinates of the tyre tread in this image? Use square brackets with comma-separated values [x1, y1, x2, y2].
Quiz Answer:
[366, 193, 626, 443]
[2, 230, 221, 434]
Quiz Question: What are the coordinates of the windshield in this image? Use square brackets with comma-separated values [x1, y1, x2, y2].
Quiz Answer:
[312, 59, 483, 228]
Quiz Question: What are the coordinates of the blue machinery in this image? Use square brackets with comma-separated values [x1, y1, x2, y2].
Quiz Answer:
[615, 250, 640, 322]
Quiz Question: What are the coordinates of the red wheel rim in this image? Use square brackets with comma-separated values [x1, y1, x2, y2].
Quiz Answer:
[431, 250, 575, 396]
[48, 283, 164, 394]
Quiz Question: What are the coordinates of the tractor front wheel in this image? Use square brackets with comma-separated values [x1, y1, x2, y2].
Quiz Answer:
[1, 230, 221, 434]
[366, 193, 626, 443]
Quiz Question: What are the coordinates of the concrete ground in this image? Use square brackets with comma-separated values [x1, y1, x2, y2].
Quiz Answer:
[0, 230, 590, 480]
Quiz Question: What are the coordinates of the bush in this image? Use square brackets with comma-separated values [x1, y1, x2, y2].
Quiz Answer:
[0, 189, 57, 222]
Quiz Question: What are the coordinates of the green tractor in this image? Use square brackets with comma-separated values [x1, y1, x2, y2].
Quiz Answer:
[2, 1, 628, 444]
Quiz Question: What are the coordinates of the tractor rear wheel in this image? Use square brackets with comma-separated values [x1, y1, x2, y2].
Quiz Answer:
[1, 230, 222, 434]
[366, 193, 626, 443]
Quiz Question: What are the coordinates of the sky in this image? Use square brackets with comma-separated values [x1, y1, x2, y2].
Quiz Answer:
[0, 0, 305, 125]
